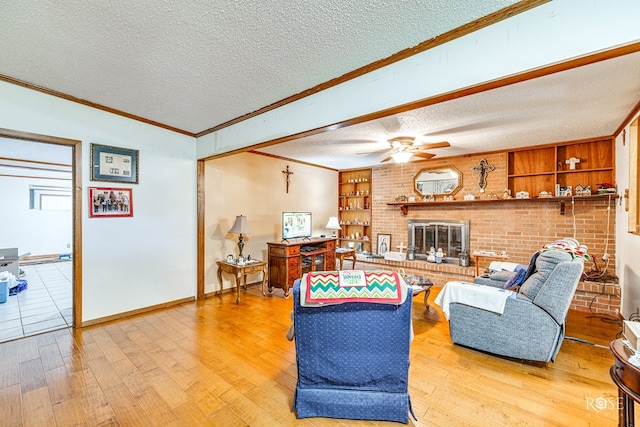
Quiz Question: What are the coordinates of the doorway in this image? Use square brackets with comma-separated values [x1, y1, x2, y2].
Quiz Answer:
[0, 128, 82, 342]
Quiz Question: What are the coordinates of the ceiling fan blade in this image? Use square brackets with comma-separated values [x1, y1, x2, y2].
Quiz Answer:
[356, 147, 390, 155]
[418, 141, 450, 150]
[413, 152, 436, 160]
[380, 156, 393, 163]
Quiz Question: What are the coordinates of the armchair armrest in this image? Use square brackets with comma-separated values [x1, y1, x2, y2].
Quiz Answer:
[473, 270, 516, 288]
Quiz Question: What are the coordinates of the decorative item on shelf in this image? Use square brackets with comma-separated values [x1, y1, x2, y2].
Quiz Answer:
[464, 193, 476, 201]
[408, 196, 416, 202]
[407, 246, 416, 261]
[443, 195, 455, 201]
[565, 156, 581, 170]
[226, 254, 234, 263]
[325, 216, 342, 238]
[435, 248, 444, 264]
[539, 191, 553, 198]
[574, 184, 592, 196]
[597, 183, 617, 194]
[502, 188, 512, 199]
[394, 195, 408, 202]
[423, 193, 435, 202]
[555, 184, 572, 197]
[228, 215, 251, 259]
[487, 192, 498, 199]
[516, 190, 529, 199]
[427, 247, 436, 263]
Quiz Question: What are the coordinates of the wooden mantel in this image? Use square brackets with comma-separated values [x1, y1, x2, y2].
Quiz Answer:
[387, 194, 618, 215]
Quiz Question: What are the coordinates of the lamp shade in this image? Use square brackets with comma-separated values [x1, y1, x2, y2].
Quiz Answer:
[228, 215, 251, 234]
[391, 151, 413, 163]
[325, 216, 341, 230]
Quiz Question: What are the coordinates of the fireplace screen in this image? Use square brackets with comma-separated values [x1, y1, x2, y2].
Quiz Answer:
[408, 219, 469, 260]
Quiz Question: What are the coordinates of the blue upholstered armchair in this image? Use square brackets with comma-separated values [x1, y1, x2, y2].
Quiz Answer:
[448, 250, 585, 363]
[291, 277, 414, 423]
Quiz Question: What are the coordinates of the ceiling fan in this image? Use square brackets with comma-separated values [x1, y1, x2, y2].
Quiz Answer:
[380, 136, 450, 163]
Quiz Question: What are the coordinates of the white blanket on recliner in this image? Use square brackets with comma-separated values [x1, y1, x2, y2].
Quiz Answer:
[435, 281, 515, 320]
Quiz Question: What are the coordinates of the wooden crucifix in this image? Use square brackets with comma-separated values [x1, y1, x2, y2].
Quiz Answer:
[282, 165, 294, 193]
[471, 158, 495, 193]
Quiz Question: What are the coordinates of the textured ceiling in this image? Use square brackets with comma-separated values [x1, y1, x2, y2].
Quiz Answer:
[0, 0, 519, 134]
[256, 51, 640, 169]
[2, 1, 638, 171]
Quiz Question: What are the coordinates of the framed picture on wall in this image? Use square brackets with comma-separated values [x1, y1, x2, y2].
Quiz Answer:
[91, 143, 139, 184]
[89, 187, 133, 218]
[377, 233, 391, 255]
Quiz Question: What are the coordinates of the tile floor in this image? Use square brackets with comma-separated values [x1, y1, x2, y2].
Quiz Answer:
[0, 261, 72, 343]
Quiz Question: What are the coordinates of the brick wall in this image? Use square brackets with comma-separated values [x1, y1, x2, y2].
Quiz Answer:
[369, 152, 620, 316]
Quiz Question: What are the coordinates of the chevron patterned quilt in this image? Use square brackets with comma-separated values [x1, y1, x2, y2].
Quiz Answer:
[305, 270, 403, 304]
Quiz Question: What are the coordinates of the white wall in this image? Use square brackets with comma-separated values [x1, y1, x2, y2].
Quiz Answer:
[0, 139, 72, 256]
[0, 176, 71, 256]
[0, 81, 197, 323]
[616, 120, 640, 318]
[204, 153, 337, 294]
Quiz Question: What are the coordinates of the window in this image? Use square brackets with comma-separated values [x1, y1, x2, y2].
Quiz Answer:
[29, 185, 71, 211]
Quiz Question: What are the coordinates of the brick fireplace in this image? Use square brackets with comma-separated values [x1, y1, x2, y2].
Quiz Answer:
[367, 152, 620, 316]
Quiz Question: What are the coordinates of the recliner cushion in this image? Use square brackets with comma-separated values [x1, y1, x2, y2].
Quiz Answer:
[519, 250, 573, 300]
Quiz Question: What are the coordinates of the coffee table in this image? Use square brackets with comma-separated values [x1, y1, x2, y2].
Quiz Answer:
[404, 274, 434, 310]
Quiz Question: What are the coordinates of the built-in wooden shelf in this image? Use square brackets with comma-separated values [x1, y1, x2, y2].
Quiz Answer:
[387, 194, 618, 215]
[339, 168, 373, 253]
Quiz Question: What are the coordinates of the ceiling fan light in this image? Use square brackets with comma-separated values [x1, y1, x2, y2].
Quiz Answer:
[391, 151, 413, 163]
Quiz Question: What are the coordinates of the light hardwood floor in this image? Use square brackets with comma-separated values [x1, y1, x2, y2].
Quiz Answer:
[0, 284, 625, 426]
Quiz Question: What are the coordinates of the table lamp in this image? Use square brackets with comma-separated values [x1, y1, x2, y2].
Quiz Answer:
[228, 215, 251, 258]
[325, 216, 342, 238]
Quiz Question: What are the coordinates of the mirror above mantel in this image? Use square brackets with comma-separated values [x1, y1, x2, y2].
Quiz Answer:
[414, 165, 462, 197]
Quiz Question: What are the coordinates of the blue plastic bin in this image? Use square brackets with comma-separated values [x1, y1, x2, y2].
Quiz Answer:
[0, 278, 8, 304]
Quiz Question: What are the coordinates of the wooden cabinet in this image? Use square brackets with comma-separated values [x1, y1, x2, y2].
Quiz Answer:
[508, 138, 614, 197]
[338, 168, 372, 253]
[267, 238, 337, 296]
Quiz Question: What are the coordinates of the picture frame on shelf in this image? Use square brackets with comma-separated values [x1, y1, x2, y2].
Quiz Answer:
[91, 143, 139, 184]
[89, 187, 133, 218]
[377, 233, 391, 255]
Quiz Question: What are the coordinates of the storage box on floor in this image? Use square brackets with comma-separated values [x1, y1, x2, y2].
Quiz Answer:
[0, 273, 8, 304]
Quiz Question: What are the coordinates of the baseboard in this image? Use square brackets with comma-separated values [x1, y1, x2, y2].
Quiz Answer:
[80, 296, 195, 327]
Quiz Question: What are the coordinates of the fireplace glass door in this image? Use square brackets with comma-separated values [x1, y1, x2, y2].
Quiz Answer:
[408, 220, 469, 261]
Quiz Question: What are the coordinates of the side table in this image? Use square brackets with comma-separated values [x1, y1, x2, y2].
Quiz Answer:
[216, 260, 267, 304]
[610, 338, 640, 427]
[471, 251, 509, 277]
[404, 274, 434, 311]
[335, 248, 356, 270]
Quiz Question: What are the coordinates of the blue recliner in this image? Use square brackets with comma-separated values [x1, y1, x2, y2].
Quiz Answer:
[291, 277, 414, 423]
